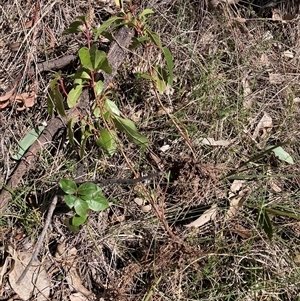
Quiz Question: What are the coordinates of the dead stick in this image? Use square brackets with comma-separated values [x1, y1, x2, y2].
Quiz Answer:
[16, 196, 58, 284]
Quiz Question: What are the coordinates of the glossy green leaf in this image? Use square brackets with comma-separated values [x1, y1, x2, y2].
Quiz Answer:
[12, 126, 44, 160]
[104, 99, 120, 116]
[94, 81, 104, 97]
[78, 182, 98, 196]
[59, 179, 77, 194]
[64, 194, 77, 209]
[94, 16, 124, 40]
[74, 198, 89, 217]
[78, 47, 93, 70]
[266, 145, 294, 164]
[67, 84, 83, 108]
[112, 115, 148, 149]
[97, 128, 117, 156]
[72, 214, 87, 226]
[162, 47, 174, 86]
[86, 195, 109, 211]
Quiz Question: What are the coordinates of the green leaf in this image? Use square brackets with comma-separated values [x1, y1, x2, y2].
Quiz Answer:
[67, 84, 83, 108]
[258, 209, 273, 241]
[94, 16, 124, 40]
[65, 218, 80, 233]
[71, 68, 91, 80]
[94, 81, 104, 97]
[146, 29, 162, 48]
[80, 130, 92, 158]
[162, 47, 174, 86]
[78, 182, 98, 196]
[59, 179, 77, 194]
[112, 115, 148, 149]
[90, 45, 106, 71]
[104, 99, 120, 116]
[99, 56, 112, 74]
[67, 117, 77, 146]
[78, 46, 112, 73]
[77, 15, 87, 23]
[266, 145, 294, 164]
[72, 214, 87, 226]
[74, 198, 89, 217]
[97, 128, 118, 156]
[63, 20, 84, 35]
[86, 195, 109, 211]
[48, 79, 66, 117]
[129, 36, 149, 50]
[12, 126, 44, 160]
[64, 194, 77, 209]
[139, 8, 154, 19]
[78, 47, 93, 70]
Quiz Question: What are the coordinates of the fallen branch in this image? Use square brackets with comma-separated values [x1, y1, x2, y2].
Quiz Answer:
[0, 26, 134, 215]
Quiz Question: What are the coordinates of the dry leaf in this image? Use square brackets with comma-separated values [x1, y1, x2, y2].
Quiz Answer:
[160, 144, 170, 152]
[70, 293, 90, 301]
[260, 53, 269, 66]
[0, 84, 17, 102]
[232, 224, 252, 239]
[252, 112, 272, 140]
[8, 247, 50, 301]
[9, 42, 21, 52]
[232, 17, 246, 23]
[282, 50, 293, 59]
[269, 73, 284, 84]
[226, 180, 249, 220]
[56, 244, 94, 298]
[272, 8, 283, 21]
[201, 137, 231, 146]
[242, 72, 254, 108]
[15, 92, 36, 111]
[185, 204, 217, 228]
[141, 204, 152, 212]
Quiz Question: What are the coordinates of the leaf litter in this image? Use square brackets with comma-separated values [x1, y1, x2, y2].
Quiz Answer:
[8, 246, 50, 301]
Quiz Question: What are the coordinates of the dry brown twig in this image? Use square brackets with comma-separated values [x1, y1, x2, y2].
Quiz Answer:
[16, 195, 58, 284]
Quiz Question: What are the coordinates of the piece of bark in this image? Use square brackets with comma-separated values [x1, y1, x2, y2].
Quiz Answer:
[0, 26, 134, 215]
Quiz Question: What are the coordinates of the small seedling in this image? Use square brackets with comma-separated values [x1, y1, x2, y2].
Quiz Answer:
[59, 179, 109, 232]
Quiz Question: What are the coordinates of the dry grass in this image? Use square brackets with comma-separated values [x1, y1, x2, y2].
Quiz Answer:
[1, 0, 300, 300]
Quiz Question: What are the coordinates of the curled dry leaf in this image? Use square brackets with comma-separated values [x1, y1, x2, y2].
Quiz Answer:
[0, 84, 17, 109]
[8, 247, 50, 301]
[252, 112, 272, 140]
[0, 84, 36, 111]
[226, 180, 250, 220]
[15, 92, 36, 111]
[185, 204, 217, 228]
